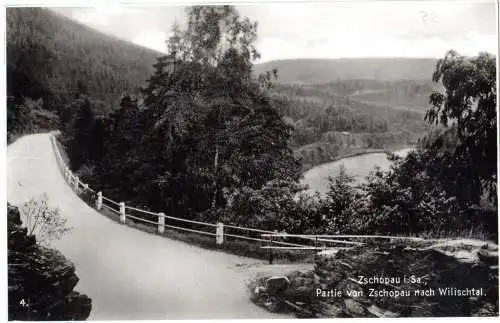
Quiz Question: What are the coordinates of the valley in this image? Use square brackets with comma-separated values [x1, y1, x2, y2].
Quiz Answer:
[6, 4, 497, 321]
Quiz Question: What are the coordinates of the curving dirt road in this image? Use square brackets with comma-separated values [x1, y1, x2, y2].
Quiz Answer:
[7, 133, 290, 320]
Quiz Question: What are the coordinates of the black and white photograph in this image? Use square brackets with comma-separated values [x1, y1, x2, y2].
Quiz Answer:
[4, 0, 499, 320]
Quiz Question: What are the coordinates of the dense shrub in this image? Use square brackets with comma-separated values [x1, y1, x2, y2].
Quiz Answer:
[316, 165, 366, 234]
[19, 193, 71, 245]
[222, 179, 319, 233]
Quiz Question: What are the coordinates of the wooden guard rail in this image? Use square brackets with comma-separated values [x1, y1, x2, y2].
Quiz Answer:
[50, 133, 435, 264]
[49, 134, 317, 261]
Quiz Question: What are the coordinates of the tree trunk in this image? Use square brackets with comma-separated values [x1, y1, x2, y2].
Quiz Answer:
[211, 145, 219, 209]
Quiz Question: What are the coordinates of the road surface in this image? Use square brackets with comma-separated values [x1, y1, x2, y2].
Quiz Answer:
[7, 133, 290, 320]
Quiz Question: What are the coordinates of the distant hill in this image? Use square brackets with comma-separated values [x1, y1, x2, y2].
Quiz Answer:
[254, 58, 438, 84]
[7, 7, 160, 112]
[7, 7, 438, 111]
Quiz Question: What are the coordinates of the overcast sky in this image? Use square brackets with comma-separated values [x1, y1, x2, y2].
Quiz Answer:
[51, 0, 497, 62]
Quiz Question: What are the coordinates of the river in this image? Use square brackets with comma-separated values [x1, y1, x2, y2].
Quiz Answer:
[301, 148, 414, 195]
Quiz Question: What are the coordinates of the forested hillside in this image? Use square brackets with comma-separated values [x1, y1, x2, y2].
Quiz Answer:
[6, 7, 158, 111]
[7, 8, 434, 112]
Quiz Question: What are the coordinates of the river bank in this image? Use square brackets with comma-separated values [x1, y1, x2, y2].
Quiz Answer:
[300, 146, 414, 195]
[300, 145, 411, 174]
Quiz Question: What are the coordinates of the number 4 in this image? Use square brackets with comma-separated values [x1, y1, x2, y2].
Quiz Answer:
[19, 299, 27, 307]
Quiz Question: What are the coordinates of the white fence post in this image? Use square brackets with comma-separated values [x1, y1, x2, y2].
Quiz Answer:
[268, 230, 279, 264]
[74, 176, 79, 191]
[119, 202, 126, 223]
[216, 222, 224, 245]
[65, 168, 70, 182]
[158, 212, 165, 234]
[96, 192, 102, 210]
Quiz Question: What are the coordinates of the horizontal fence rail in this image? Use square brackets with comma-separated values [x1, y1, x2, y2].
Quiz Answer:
[101, 204, 120, 214]
[224, 224, 275, 234]
[102, 196, 120, 206]
[261, 233, 428, 240]
[49, 133, 435, 263]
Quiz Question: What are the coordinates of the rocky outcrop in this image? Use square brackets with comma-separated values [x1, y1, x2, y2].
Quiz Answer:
[250, 241, 498, 318]
[8, 203, 92, 320]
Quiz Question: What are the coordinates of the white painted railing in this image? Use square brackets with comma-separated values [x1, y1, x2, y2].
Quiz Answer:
[49, 134, 312, 254]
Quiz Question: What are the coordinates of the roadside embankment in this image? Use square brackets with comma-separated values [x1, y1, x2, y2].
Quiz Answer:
[250, 239, 499, 317]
